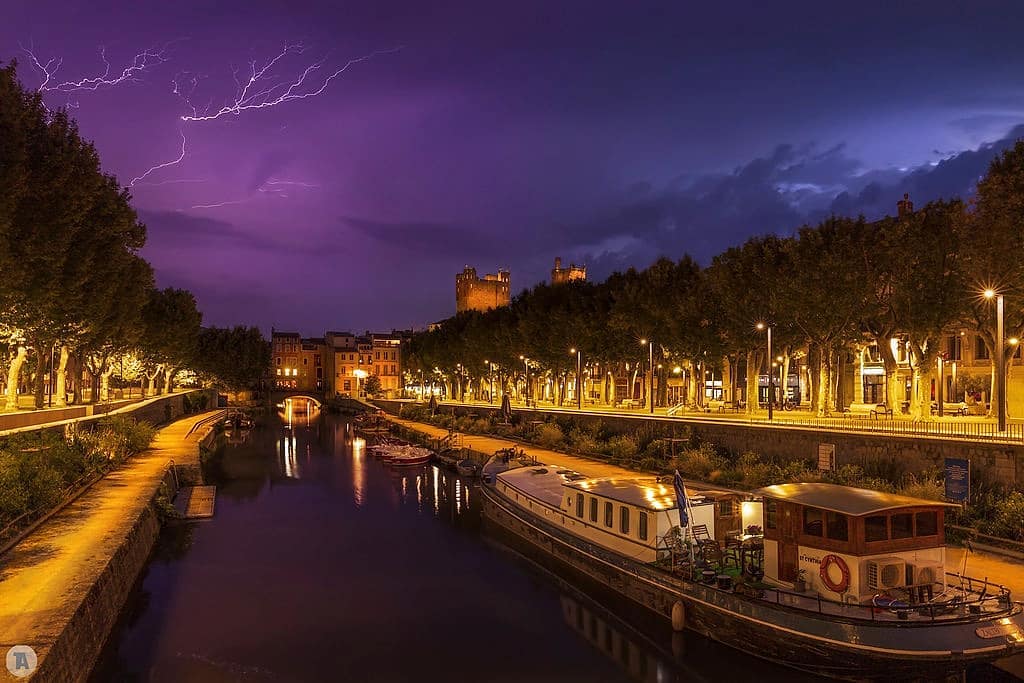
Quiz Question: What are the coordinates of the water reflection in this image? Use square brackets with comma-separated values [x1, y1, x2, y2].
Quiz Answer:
[95, 413, 809, 682]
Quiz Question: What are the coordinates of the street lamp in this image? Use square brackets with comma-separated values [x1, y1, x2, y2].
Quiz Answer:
[984, 289, 1007, 431]
[757, 322, 773, 421]
[570, 348, 582, 410]
[640, 338, 654, 414]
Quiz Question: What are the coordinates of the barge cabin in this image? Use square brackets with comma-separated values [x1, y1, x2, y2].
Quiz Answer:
[494, 467, 760, 563]
[757, 483, 958, 602]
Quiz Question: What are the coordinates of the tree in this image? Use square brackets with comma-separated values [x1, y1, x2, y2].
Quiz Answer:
[363, 375, 382, 397]
[139, 288, 202, 395]
[195, 326, 270, 392]
[959, 140, 1024, 414]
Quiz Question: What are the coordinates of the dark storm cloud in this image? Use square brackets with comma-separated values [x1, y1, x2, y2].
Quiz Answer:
[342, 216, 496, 256]
[6, 1, 1024, 330]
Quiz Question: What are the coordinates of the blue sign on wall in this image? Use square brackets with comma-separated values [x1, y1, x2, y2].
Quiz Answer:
[944, 457, 970, 504]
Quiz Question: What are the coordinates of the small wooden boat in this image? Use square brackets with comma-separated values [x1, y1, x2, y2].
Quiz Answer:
[456, 459, 480, 477]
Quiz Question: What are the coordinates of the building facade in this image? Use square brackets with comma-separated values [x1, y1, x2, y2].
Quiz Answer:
[455, 266, 510, 313]
[550, 256, 586, 285]
[271, 331, 324, 391]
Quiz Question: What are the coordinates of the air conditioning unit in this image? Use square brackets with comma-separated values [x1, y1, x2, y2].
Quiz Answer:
[866, 557, 906, 590]
[907, 562, 943, 586]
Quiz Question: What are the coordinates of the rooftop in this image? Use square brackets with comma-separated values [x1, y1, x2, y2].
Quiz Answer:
[755, 483, 958, 516]
[497, 467, 722, 512]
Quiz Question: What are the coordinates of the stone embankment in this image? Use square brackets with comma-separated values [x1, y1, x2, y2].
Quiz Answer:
[375, 400, 1022, 489]
[0, 410, 221, 681]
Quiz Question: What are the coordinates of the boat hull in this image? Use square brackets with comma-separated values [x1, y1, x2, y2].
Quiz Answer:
[480, 483, 1024, 680]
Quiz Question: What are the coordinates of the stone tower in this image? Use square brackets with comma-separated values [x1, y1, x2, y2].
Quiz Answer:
[455, 266, 511, 313]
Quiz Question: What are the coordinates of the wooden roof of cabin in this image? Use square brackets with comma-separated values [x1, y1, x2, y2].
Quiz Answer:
[755, 483, 957, 516]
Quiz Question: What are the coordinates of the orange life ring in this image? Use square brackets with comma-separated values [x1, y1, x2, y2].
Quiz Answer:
[819, 554, 851, 593]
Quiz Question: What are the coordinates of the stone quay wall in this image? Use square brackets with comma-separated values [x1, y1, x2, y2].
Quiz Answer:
[35, 468, 175, 683]
[374, 400, 1021, 489]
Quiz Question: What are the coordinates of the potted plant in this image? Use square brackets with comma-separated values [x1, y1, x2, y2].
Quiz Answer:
[793, 568, 807, 593]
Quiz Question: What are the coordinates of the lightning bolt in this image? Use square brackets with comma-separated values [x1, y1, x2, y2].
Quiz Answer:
[129, 129, 187, 187]
[22, 43, 170, 93]
[179, 44, 402, 122]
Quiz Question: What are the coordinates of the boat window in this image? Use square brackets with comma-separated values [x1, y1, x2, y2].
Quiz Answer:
[590, 497, 598, 523]
[604, 502, 613, 528]
[576, 493, 584, 518]
[620, 506, 630, 535]
[825, 511, 849, 541]
[916, 511, 938, 536]
[865, 515, 888, 542]
[639, 511, 648, 540]
[803, 507, 823, 537]
[891, 513, 913, 539]
[765, 500, 778, 529]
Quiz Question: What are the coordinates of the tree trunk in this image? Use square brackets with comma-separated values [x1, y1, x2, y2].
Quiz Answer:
[34, 345, 47, 409]
[55, 346, 69, 407]
[745, 350, 758, 416]
[164, 367, 176, 394]
[4, 345, 28, 411]
[100, 367, 114, 401]
[807, 345, 820, 411]
[816, 348, 832, 417]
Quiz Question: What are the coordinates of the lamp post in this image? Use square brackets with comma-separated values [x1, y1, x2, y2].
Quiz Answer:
[757, 323, 773, 421]
[570, 348, 582, 410]
[640, 338, 654, 414]
[985, 289, 1007, 432]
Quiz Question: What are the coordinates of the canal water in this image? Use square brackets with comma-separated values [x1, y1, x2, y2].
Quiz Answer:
[92, 413, 855, 681]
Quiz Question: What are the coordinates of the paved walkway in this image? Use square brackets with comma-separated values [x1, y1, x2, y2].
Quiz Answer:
[387, 414, 1024, 597]
[0, 411, 220, 674]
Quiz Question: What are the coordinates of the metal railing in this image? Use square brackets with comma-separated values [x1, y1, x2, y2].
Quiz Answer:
[758, 415, 1024, 443]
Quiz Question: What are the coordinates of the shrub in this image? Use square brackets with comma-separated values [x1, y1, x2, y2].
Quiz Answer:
[607, 434, 639, 459]
[536, 423, 565, 449]
[982, 492, 1024, 541]
[899, 474, 944, 502]
[671, 443, 724, 480]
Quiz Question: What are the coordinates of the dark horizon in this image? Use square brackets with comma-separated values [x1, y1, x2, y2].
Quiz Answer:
[5, 1, 1024, 333]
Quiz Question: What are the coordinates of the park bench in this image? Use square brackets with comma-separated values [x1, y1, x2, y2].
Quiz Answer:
[706, 399, 725, 412]
[842, 402, 888, 419]
[931, 402, 967, 416]
[618, 398, 639, 409]
[870, 403, 893, 418]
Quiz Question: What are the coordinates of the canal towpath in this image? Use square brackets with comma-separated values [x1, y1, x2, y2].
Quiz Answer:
[384, 414, 1024, 599]
[0, 410, 221, 681]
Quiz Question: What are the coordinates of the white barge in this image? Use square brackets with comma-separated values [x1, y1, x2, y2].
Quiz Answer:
[481, 460, 1024, 679]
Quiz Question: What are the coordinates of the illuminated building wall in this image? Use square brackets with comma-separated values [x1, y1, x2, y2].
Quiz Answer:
[455, 266, 510, 313]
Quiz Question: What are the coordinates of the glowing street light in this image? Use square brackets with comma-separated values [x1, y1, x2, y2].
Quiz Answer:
[985, 289, 1007, 431]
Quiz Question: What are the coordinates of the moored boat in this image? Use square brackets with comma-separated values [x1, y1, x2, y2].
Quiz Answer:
[480, 462, 1024, 679]
[456, 459, 480, 477]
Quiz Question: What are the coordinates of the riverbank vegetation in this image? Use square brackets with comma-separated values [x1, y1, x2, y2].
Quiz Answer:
[0, 416, 156, 543]
[398, 404, 1023, 541]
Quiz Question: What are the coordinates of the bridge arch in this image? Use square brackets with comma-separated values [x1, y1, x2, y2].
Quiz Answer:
[277, 393, 322, 408]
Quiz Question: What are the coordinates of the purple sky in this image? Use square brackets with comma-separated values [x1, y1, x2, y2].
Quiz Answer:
[4, 1, 1024, 333]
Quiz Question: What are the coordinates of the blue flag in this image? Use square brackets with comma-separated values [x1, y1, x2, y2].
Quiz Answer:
[673, 470, 689, 528]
